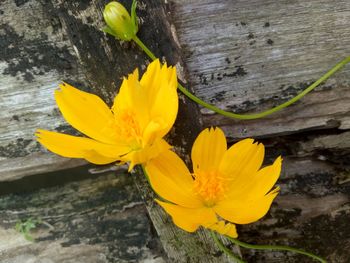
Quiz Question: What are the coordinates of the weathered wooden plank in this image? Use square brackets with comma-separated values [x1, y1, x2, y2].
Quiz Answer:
[206, 85, 350, 140]
[0, 171, 166, 263]
[1, 0, 349, 262]
[0, 0, 90, 181]
[172, 0, 350, 138]
[239, 156, 350, 263]
[0, 0, 236, 262]
[0, 153, 87, 182]
[169, 0, 350, 262]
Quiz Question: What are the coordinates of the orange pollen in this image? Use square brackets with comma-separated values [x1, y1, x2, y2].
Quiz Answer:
[193, 171, 225, 207]
[117, 110, 142, 144]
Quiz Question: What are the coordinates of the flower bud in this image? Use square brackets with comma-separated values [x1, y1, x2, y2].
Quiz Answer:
[103, 1, 138, 41]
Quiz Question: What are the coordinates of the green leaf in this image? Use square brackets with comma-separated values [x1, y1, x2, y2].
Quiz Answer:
[15, 217, 40, 242]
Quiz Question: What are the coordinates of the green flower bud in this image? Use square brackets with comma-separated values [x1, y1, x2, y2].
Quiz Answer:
[103, 1, 138, 41]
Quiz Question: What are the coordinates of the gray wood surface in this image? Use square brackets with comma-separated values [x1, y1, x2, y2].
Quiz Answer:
[173, 0, 350, 138]
[171, 0, 350, 262]
[1, 0, 349, 262]
[0, 0, 232, 262]
[0, 170, 166, 263]
[0, 0, 89, 181]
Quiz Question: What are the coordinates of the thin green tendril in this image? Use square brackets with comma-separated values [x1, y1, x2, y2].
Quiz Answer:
[132, 35, 350, 120]
[226, 236, 327, 263]
[210, 231, 245, 263]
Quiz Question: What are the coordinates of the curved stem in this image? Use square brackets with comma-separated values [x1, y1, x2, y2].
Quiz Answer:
[210, 231, 245, 263]
[132, 35, 350, 120]
[226, 236, 327, 263]
[140, 164, 150, 181]
[178, 54, 348, 119]
[132, 35, 157, 60]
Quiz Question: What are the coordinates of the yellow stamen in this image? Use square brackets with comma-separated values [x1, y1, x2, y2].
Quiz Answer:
[116, 110, 142, 145]
[193, 171, 226, 207]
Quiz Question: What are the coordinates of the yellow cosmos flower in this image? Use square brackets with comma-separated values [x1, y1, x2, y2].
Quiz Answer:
[36, 59, 178, 170]
[145, 127, 282, 238]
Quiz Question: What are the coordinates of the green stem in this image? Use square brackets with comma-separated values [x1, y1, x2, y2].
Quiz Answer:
[210, 231, 245, 263]
[132, 35, 350, 120]
[226, 236, 327, 263]
[140, 164, 150, 183]
[132, 35, 157, 60]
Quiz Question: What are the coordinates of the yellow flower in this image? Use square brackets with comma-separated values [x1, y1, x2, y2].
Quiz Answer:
[145, 127, 282, 237]
[36, 59, 178, 170]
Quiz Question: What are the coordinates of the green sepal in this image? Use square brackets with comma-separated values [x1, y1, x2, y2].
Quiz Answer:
[131, 0, 138, 33]
[102, 26, 118, 38]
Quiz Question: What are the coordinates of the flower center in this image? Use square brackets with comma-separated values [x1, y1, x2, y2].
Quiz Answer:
[117, 110, 142, 147]
[193, 171, 225, 207]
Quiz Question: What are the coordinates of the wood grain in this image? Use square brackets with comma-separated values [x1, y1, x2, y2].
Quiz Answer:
[1, 0, 350, 262]
[172, 0, 350, 137]
[0, 171, 165, 263]
[0, 0, 235, 262]
[170, 1, 350, 262]
[0, 0, 89, 181]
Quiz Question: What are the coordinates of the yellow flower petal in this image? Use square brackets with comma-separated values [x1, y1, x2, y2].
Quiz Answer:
[140, 59, 161, 105]
[112, 75, 133, 114]
[142, 120, 162, 147]
[83, 150, 120, 165]
[122, 138, 171, 171]
[112, 60, 177, 142]
[113, 69, 151, 129]
[207, 220, 238, 238]
[140, 60, 177, 108]
[36, 129, 129, 164]
[214, 187, 279, 224]
[146, 150, 201, 208]
[233, 156, 282, 201]
[219, 138, 264, 186]
[55, 83, 118, 144]
[191, 127, 227, 174]
[156, 200, 217, 232]
[148, 64, 178, 137]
